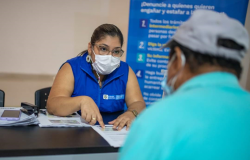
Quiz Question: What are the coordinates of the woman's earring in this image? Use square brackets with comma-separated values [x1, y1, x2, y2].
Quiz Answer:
[86, 55, 91, 63]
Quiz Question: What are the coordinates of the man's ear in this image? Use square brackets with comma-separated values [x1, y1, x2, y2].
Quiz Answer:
[172, 46, 183, 73]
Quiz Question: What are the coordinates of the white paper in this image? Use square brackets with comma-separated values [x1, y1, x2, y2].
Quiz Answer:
[46, 111, 80, 119]
[0, 107, 39, 126]
[92, 125, 128, 147]
[38, 110, 90, 127]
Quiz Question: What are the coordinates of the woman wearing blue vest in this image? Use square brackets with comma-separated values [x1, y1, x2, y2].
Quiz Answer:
[47, 24, 145, 130]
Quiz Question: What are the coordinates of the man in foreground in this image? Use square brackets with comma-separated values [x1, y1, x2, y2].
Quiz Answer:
[119, 10, 250, 160]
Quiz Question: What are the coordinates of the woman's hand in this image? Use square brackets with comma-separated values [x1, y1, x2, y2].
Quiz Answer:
[108, 111, 135, 131]
[80, 96, 105, 128]
[111, 66, 145, 131]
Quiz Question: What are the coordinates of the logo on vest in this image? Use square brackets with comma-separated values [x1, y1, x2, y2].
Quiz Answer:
[103, 94, 108, 99]
[103, 94, 124, 100]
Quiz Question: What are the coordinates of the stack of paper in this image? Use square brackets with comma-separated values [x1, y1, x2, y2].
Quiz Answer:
[38, 110, 90, 127]
[0, 107, 39, 126]
[92, 125, 129, 147]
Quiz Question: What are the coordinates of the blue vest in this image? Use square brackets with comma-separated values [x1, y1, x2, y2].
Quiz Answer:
[66, 53, 129, 113]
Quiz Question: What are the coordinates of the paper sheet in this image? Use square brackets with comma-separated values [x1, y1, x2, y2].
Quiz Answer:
[0, 107, 39, 126]
[46, 111, 80, 119]
[38, 110, 90, 127]
[92, 125, 128, 147]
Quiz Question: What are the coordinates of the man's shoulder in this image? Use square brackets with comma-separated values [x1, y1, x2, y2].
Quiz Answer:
[137, 86, 250, 126]
[136, 94, 190, 125]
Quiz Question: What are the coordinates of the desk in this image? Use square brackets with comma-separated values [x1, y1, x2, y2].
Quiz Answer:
[0, 111, 124, 160]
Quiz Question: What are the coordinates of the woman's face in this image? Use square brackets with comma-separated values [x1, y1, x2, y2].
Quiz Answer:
[88, 35, 122, 62]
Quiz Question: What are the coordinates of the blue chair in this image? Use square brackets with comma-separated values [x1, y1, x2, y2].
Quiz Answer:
[35, 87, 51, 109]
[0, 90, 5, 107]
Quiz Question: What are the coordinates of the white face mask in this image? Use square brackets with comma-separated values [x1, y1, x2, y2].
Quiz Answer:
[161, 53, 186, 96]
[91, 49, 120, 75]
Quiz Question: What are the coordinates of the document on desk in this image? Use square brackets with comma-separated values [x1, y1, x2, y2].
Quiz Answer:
[38, 110, 90, 127]
[92, 125, 128, 147]
[0, 107, 39, 126]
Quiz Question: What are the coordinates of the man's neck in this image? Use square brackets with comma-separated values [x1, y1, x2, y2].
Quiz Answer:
[174, 64, 237, 90]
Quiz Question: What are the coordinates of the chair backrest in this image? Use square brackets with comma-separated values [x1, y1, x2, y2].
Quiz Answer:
[0, 90, 5, 107]
[35, 87, 51, 109]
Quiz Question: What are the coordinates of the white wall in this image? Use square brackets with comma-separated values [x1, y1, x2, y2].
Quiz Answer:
[240, 0, 250, 89]
[0, 0, 129, 75]
[0, 0, 249, 89]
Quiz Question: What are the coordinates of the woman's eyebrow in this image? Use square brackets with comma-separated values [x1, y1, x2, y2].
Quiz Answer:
[99, 44, 122, 49]
[113, 47, 122, 49]
[99, 44, 109, 47]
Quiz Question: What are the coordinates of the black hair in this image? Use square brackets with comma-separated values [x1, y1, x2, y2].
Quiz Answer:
[78, 24, 123, 56]
[169, 39, 244, 79]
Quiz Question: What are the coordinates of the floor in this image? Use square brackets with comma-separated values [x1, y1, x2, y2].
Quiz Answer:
[0, 73, 54, 107]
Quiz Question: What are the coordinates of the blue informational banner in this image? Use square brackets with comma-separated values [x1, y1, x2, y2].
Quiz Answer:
[126, 0, 249, 106]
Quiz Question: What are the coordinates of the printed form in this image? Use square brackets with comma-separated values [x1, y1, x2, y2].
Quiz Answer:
[92, 125, 129, 147]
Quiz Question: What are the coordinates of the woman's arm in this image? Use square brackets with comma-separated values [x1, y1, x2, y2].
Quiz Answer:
[124, 66, 146, 114]
[108, 66, 146, 130]
[47, 63, 104, 127]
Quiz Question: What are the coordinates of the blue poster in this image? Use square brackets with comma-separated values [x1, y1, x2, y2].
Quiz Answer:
[126, 0, 249, 106]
